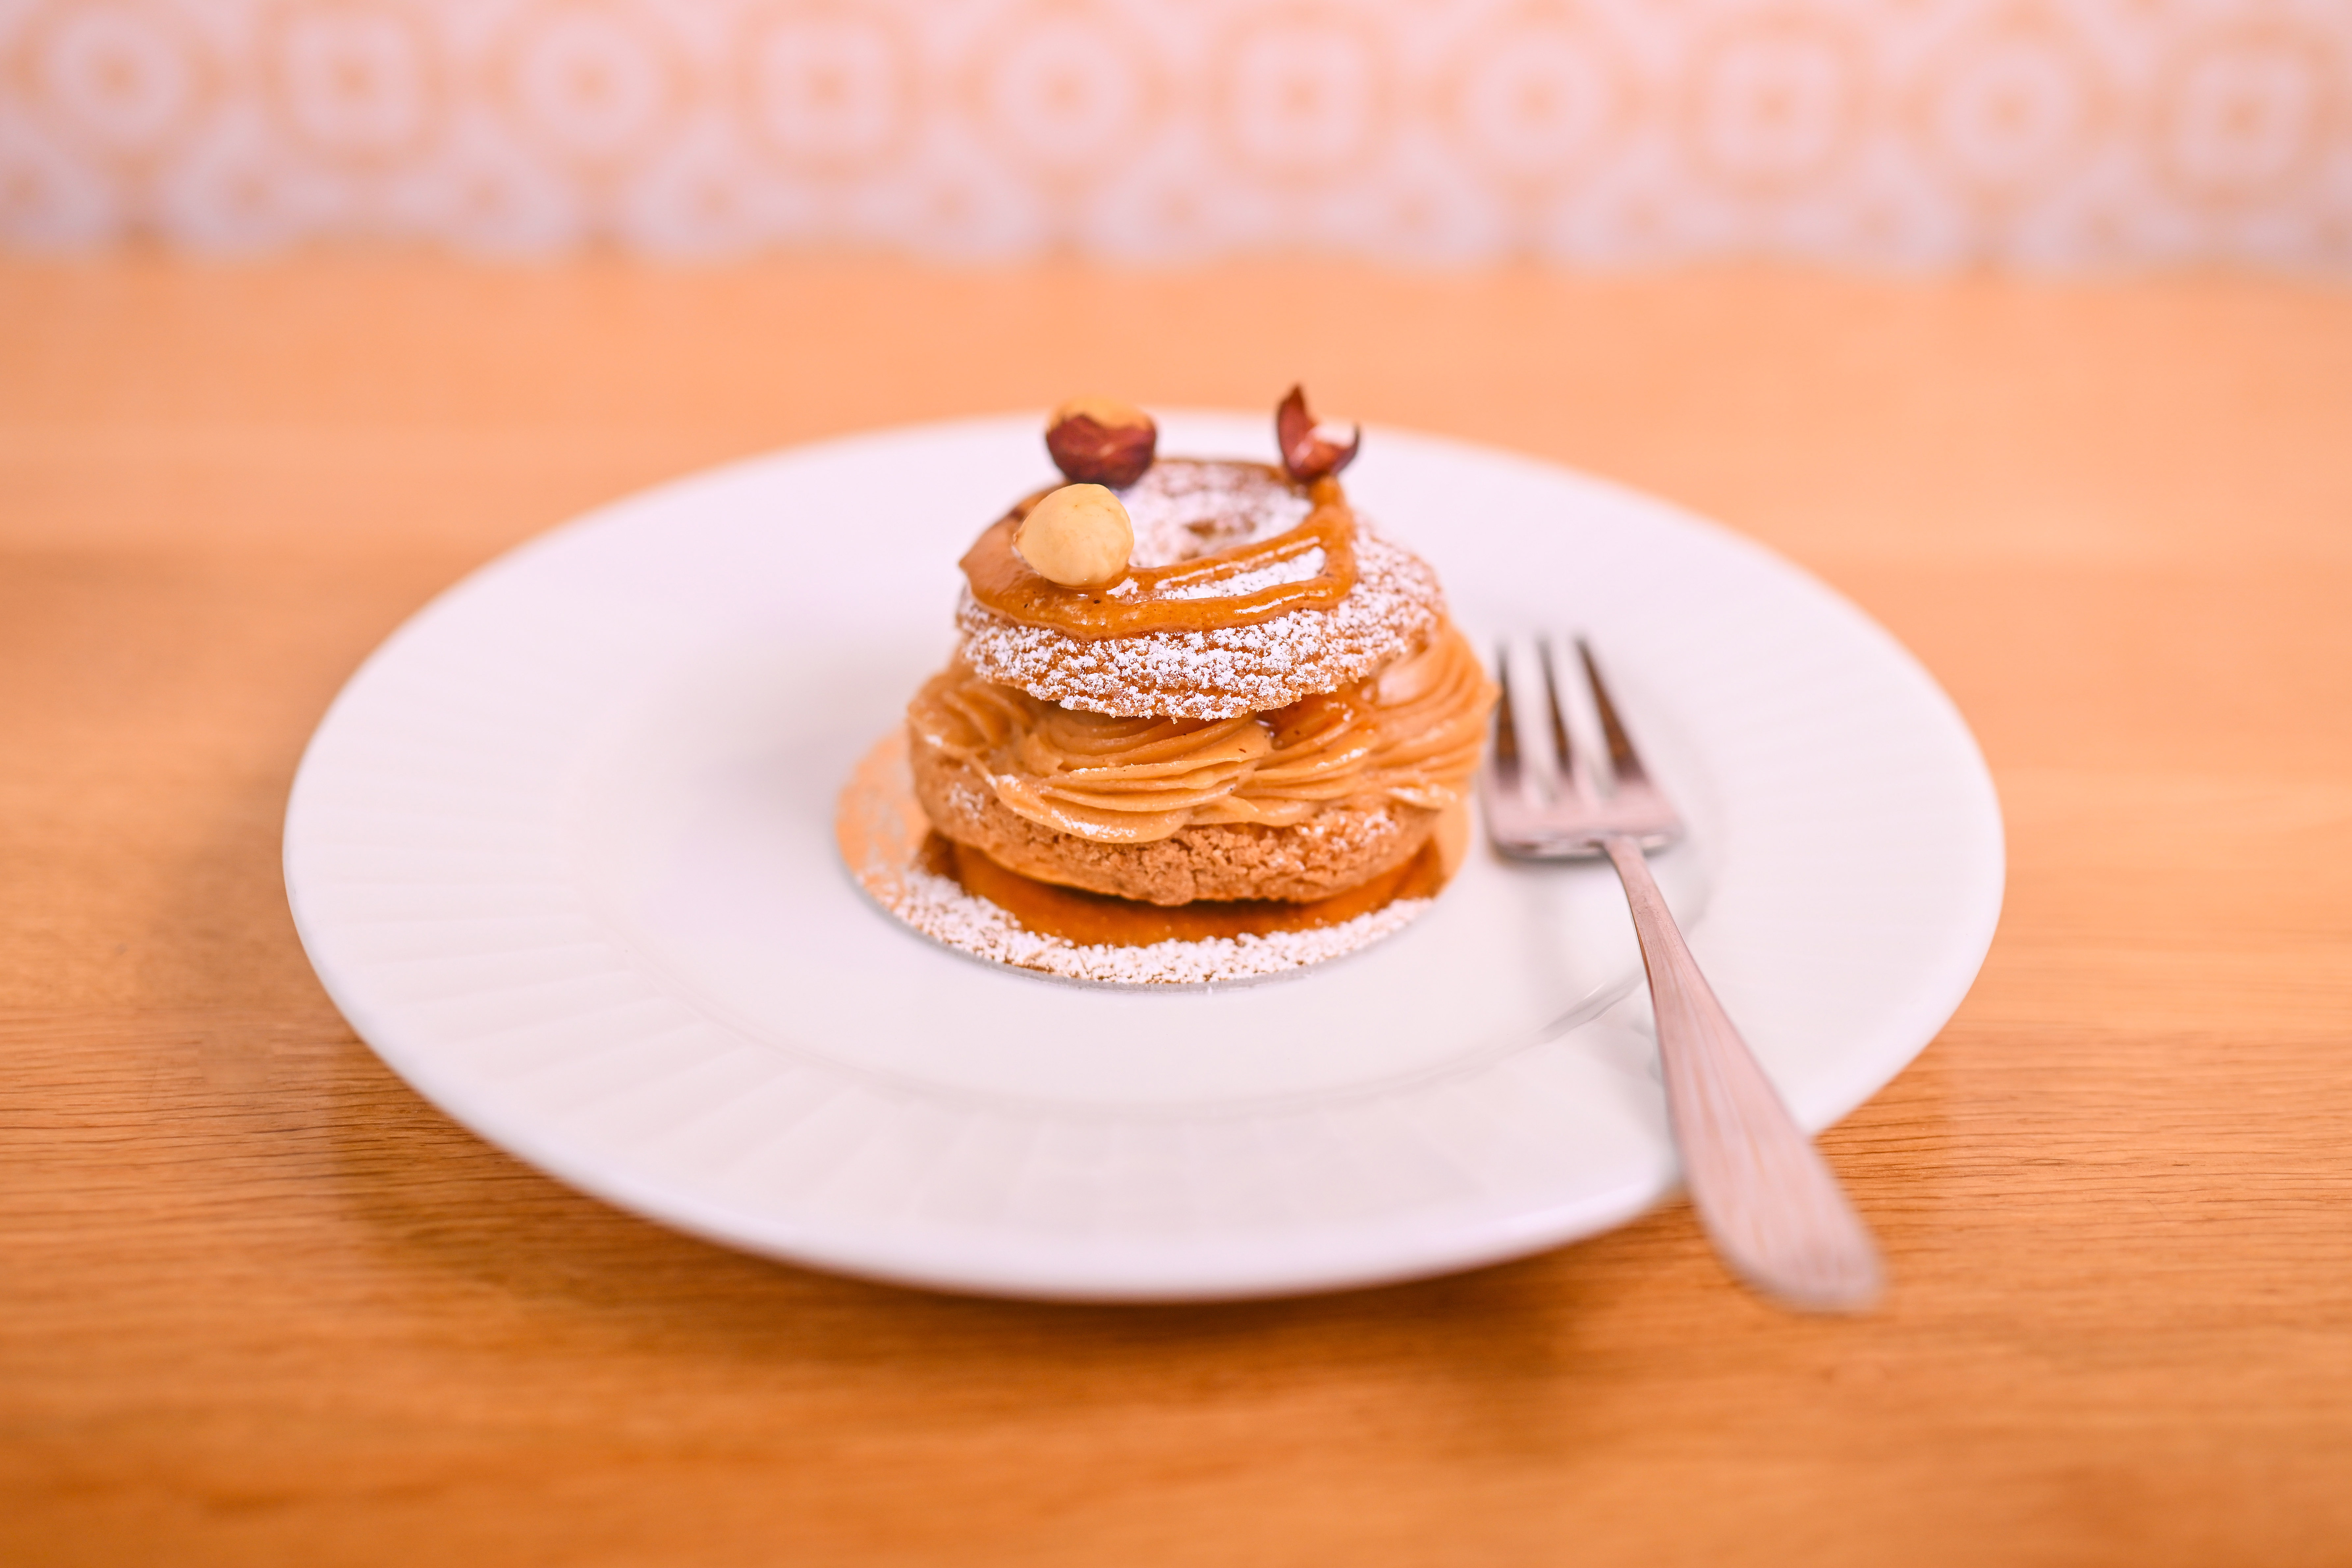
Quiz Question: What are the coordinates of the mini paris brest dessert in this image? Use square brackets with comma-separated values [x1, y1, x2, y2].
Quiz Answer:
[836, 388, 1496, 985]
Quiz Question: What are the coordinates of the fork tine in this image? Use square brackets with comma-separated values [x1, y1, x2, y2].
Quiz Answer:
[1536, 638, 1577, 779]
[1490, 641, 1523, 785]
[1498, 636, 1568, 795]
[1576, 638, 1649, 784]
[1538, 637, 1606, 804]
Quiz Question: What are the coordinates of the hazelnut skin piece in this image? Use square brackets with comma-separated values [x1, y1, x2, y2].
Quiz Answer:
[1046, 396, 1158, 488]
[1015, 483, 1135, 589]
[1275, 384, 1360, 483]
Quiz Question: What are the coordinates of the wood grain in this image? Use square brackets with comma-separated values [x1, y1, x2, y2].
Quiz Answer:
[4, 258, 2350, 1567]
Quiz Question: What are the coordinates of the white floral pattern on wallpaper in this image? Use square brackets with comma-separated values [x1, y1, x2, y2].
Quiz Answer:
[1, 0, 2346, 264]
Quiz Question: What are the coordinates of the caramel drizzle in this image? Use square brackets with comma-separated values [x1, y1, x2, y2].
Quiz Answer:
[908, 622, 1496, 847]
[960, 470, 1358, 640]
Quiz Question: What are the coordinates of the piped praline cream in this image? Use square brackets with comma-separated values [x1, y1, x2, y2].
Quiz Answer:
[909, 621, 1490, 845]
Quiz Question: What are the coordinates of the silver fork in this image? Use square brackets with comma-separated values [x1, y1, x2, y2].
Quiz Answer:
[1482, 636, 1883, 1312]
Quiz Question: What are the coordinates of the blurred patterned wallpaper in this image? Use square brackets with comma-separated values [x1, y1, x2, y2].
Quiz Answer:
[1, 0, 2346, 265]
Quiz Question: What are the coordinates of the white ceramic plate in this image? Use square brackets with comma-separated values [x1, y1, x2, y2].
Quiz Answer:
[284, 413, 2002, 1301]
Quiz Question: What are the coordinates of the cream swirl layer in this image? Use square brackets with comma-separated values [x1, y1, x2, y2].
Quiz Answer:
[908, 621, 1495, 846]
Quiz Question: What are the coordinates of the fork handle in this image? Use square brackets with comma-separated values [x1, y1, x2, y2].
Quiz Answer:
[1601, 834, 1885, 1312]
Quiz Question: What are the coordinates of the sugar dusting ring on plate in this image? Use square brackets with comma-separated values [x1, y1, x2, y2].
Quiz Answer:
[836, 730, 1464, 987]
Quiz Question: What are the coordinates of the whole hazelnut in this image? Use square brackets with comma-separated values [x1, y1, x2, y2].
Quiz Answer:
[1015, 483, 1134, 589]
[1046, 395, 1157, 488]
[1274, 384, 1360, 483]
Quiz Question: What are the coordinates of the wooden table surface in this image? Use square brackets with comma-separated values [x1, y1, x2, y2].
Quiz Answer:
[5, 259, 2350, 1567]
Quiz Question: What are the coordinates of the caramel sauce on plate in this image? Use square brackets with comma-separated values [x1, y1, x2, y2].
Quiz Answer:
[921, 832, 1452, 949]
[960, 470, 1358, 640]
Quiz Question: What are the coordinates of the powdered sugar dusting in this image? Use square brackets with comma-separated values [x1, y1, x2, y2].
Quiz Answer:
[959, 526, 1442, 719]
[1119, 459, 1312, 568]
[880, 866, 1430, 985]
